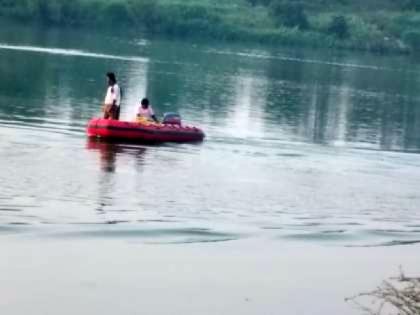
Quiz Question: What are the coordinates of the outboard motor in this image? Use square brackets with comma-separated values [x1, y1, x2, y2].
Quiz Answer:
[162, 112, 182, 125]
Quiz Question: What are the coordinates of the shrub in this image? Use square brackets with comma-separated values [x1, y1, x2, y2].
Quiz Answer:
[102, 1, 130, 25]
[327, 15, 349, 39]
[127, 0, 159, 29]
[346, 270, 420, 315]
[59, 1, 84, 25]
[246, 0, 272, 7]
[401, 0, 420, 11]
[270, 1, 309, 30]
[402, 30, 420, 48]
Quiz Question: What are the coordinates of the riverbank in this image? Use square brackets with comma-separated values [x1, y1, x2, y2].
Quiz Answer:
[1, 235, 419, 315]
[1, 0, 420, 54]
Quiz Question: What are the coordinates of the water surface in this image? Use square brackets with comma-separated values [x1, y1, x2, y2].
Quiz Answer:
[1, 22, 420, 248]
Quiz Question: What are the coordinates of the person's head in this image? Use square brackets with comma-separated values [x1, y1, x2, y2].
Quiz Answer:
[141, 98, 150, 109]
[106, 72, 117, 86]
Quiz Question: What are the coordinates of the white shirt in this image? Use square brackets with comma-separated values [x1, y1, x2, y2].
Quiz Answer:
[137, 105, 154, 119]
[104, 84, 121, 106]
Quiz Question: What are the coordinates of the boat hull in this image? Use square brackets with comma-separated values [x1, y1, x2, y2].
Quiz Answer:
[87, 118, 205, 143]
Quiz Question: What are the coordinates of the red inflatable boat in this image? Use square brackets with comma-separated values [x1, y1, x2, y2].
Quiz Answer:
[87, 118, 205, 143]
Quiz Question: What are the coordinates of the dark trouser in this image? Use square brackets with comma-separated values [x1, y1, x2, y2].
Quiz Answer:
[104, 104, 119, 120]
[115, 106, 120, 120]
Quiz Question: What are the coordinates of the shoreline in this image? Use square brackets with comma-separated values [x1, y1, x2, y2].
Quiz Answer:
[1, 235, 419, 315]
[0, 17, 411, 56]
[0, 1, 417, 55]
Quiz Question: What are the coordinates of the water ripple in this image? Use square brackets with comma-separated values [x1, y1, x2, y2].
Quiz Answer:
[348, 240, 420, 247]
[49, 226, 242, 244]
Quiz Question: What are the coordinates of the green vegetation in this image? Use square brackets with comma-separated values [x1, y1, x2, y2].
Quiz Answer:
[2, 0, 420, 53]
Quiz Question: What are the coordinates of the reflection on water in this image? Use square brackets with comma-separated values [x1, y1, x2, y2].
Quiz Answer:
[87, 139, 119, 173]
[86, 138, 147, 173]
[86, 138, 148, 215]
[1, 39, 420, 152]
[1, 22, 420, 246]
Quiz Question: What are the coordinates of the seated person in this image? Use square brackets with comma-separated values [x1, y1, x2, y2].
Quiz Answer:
[137, 98, 159, 123]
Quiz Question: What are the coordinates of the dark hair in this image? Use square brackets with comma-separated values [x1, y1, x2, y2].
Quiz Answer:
[106, 72, 117, 83]
[141, 98, 149, 107]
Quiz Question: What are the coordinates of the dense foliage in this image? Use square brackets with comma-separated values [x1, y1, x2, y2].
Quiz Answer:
[1, 0, 420, 53]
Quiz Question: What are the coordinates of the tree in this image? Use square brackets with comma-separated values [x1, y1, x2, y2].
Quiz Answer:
[270, 1, 310, 30]
[400, 0, 420, 11]
[327, 15, 349, 39]
[403, 30, 420, 49]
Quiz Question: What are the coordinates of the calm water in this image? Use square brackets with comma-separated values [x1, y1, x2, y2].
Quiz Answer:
[1, 22, 420, 248]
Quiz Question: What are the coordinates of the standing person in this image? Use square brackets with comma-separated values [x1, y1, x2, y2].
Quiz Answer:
[103, 72, 121, 120]
[137, 98, 159, 123]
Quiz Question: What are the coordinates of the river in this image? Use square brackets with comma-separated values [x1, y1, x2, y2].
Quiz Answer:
[0, 21, 419, 315]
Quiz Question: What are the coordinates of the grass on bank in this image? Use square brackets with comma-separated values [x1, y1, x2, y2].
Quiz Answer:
[1, 0, 420, 53]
